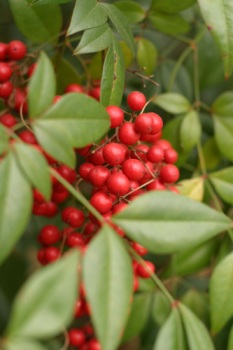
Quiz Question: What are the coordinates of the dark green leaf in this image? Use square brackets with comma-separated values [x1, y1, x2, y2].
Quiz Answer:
[122, 293, 151, 342]
[28, 52, 56, 118]
[152, 291, 170, 326]
[29, 0, 71, 4]
[154, 309, 187, 350]
[119, 41, 134, 68]
[180, 111, 201, 152]
[210, 167, 233, 205]
[210, 252, 233, 333]
[100, 39, 125, 106]
[74, 23, 112, 55]
[13, 142, 51, 201]
[0, 153, 32, 265]
[149, 13, 190, 35]
[136, 37, 158, 75]
[0, 125, 9, 154]
[4, 339, 46, 350]
[100, 3, 135, 53]
[113, 191, 231, 254]
[151, 0, 196, 14]
[83, 225, 133, 350]
[213, 114, 233, 161]
[202, 138, 222, 171]
[152, 93, 191, 114]
[55, 57, 83, 95]
[6, 250, 80, 338]
[212, 91, 233, 115]
[197, 0, 233, 77]
[228, 326, 233, 350]
[68, 0, 107, 35]
[181, 290, 209, 323]
[8, 0, 62, 43]
[114, 1, 146, 24]
[179, 304, 215, 350]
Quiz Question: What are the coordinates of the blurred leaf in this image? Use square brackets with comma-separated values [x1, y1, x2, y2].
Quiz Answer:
[8, 0, 62, 43]
[55, 57, 83, 94]
[228, 326, 233, 350]
[197, 0, 233, 77]
[13, 142, 51, 200]
[181, 290, 209, 324]
[83, 225, 133, 350]
[213, 114, 233, 161]
[88, 52, 103, 80]
[136, 37, 158, 75]
[113, 192, 231, 254]
[210, 167, 233, 205]
[180, 111, 201, 152]
[154, 308, 187, 350]
[28, 0, 71, 4]
[0, 125, 9, 154]
[178, 177, 204, 202]
[152, 291, 170, 326]
[153, 93, 191, 114]
[210, 252, 233, 333]
[151, 0, 196, 14]
[122, 293, 151, 342]
[179, 304, 215, 350]
[115, 1, 146, 24]
[74, 24, 112, 55]
[149, 13, 190, 35]
[202, 138, 222, 171]
[100, 3, 136, 53]
[0, 153, 32, 265]
[67, 0, 107, 35]
[28, 52, 56, 118]
[212, 91, 233, 115]
[6, 250, 80, 338]
[4, 339, 46, 350]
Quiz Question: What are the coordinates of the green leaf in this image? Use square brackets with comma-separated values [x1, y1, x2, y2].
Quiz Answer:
[152, 93, 191, 114]
[83, 225, 133, 350]
[202, 138, 222, 171]
[151, 0, 196, 14]
[28, 52, 56, 118]
[152, 291, 170, 326]
[149, 13, 190, 35]
[112, 191, 231, 254]
[28, 0, 71, 4]
[55, 57, 83, 95]
[32, 92, 110, 149]
[0, 124, 9, 154]
[74, 23, 112, 55]
[100, 3, 135, 53]
[6, 250, 80, 338]
[0, 153, 32, 265]
[210, 252, 233, 333]
[210, 167, 233, 205]
[212, 91, 233, 115]
[180, 111, 201, 152]
[68, 0, 107, 35]
[100, 39, 125, 106]
[154, 309, 187, 350]
[122, 293, 151, 342]
[178, 177, 204, 202]
[4, 339, 46, 350]
[13, 142, 51, 201]
[114, 1, 146, 24]
[136, 37, 158, 75]
[213, 114, 233, 161]
[179, 304, 215, 350]
[119, 41, 134, 68]
[228, 326, 233, 350]
[181, 290, 209, 323]
[8, 0, 62, 43]
[197, 0, 233, 77]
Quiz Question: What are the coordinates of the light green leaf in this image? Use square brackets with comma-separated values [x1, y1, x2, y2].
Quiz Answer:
[4, 339, 46, 350]
[178, 177, 204, 202]
[100, 3, 135, 53]
[100, 39, 125, 106]
[122, 293, 151, 342]
[119, 41, 134, 68]
[197, 0, 233, 77]
[212, 91, 233, 115]
[6, 250, 80, 338]
[228, 326, 233, 350]
[152, 291, 170, 326]
[113, 191, 231, 254]
[28, 52, 56, 118]
[213, 114, 233, 161]
[136, 37, 158, 75]
[0, 124, 9, 154]
[149, 13, 190, 35]
[115, 1, 146, 24]
[154, 309, 187, 350]
[180, 110, 201, 152]
[74, 23, 112, 55]
[152, 93, 191, 114]
[151, 0, 196, 14]
[68, 0, 107, 35]
[13, 142, 51, 201]
[210, 252, 233, 333]
[8, 0, 62, 43]
[179, 304, 215, 350]
[0, 153, 32, 265]
[83, 225, 133, 350]
[210, 167, 233, 205]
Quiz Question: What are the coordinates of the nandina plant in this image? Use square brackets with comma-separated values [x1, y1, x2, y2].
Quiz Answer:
[0, 1, 233, 350]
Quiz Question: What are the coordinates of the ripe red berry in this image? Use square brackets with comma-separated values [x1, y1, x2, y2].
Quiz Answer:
[0, 43, 8, 61]
[14, 88, 28, 113]
[131, 242, 148, 256]
[19, 130, 37, 144]
[89, 165, 110, 187]
[112, 202, 128, 214]
[68, 328, 86, 347]
[33, 189, 45, 203]
[38, 225, 60, 246]
[122, 159, 145, 181]
[44, 247, 60, 263]
[136, 261, 155, 278]
[51, 189, 69, 203]
[147, 179, 166, 191]
[127, 91, 146, 111]
[37, 248, 47, 265]
[27, 63, 36, 77]
[57, 164, 76, 184]
[106, 105, 124, 128]
[90, 191, 113, 214]
[0, 63, 12, 82]
[118, 122, 140, 145]
[133, 275, 139, 292]
[43, 201, 57, 217]
[79, 162, 95, 181]
[63, 208, 85, 228]
[103, 142, 126, 166]
[65, 83, 84, 93]
[164, 148, 178, 164]
[131, 144, 149, 163]
[67, 233, 85, 248]
[87, 148, 105, 165]
[89, 86, 101, 100]
[0, 113, 17, 128]
[155, 139, 172, 151]
[8, 40, 27, 60]
[0, 81, 13, 98]
[160, 164, 180, 184]
[147, 145, 164, 163]
[88, 339, 102, 350]
[134, 113, 154, 134]
[149, 113, 163, 134]
[107, 173, 130, 196]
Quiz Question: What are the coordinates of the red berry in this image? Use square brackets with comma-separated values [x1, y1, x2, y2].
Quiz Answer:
[0, 43, 8, 61]
[68, 328, 86, 347]
[147, 145, 164, 163]
[0, 113, 17, 128]
[149, 113, 163, 134]
[65, 208, 85, 228]
[164, 148, 178, 164]
[44, 247, 60, 263]
[106, 105, 124, 128]
[131, 242, 148, 256]
[103, 142, 126, 166]
[39, 225, 60, 246]
[131, 144, 149, 163]
[43, 201, 57, 217]
[14, 88, 28, 113]
[147, 179, 166, 191]
[118, 122, 140, 145]
[112, 202, 128, 214]
[75, 145, 91, 156]
[37, 248, 47, 265]
[140, 131, 162, 143]
[33, 189, 45, 203]
[0, 81, 13, 98]
[160, 164, 179, 184]
[52, 189, 69, 203]
[134, 113, 154, 134]
[65, 83, 84, 93]
[8, 40, 27, 60]
[19, 130, 37, 144]
[133, 275, 139, 291]
[155, 139, 172, 151]
[89, 86, 101, 100]
[27, 63, 36, 77]
[88, 339, 102, 350]
[57, 164, 76, 184]
[66, 233, 85, 248]
[79, 162, 95, 181]
[0, 63, 12, 82]
[107, 173, 130, 196]
[127, 91, 146, 111]
[90, 191, 113, 214]
[122, 159, 145, 181]
[87, 148, 105, 165]
[89, 165, 110, 187]
[136, 261, 155, 278]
